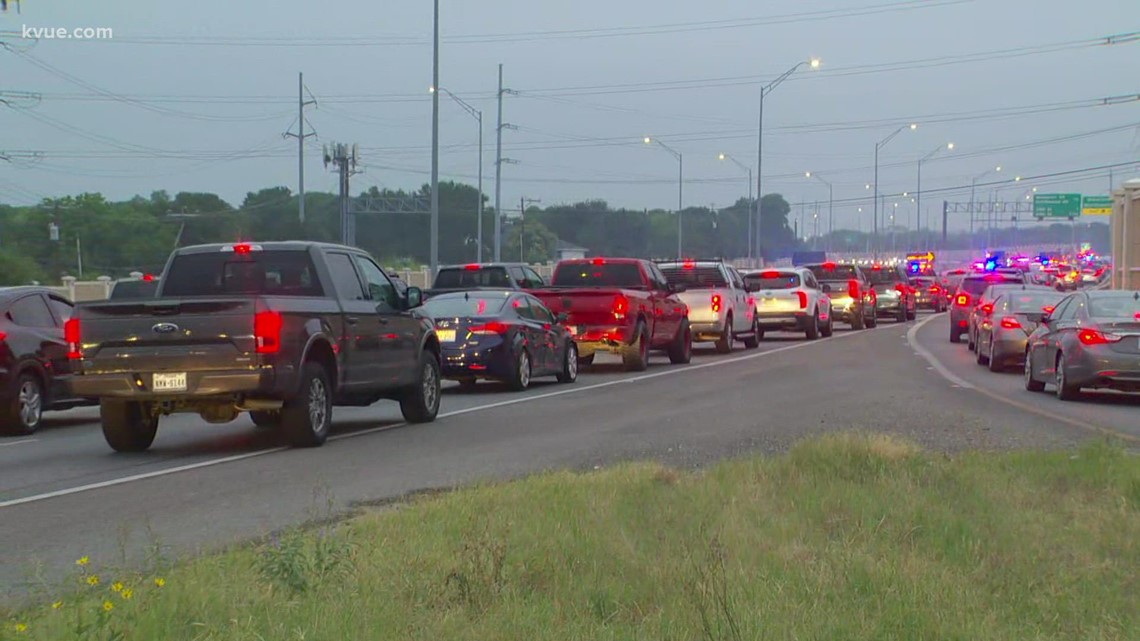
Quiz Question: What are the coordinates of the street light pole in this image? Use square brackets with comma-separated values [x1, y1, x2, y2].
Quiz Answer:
[969, 165, 1002, 246]
[917, 142, 953, 250]
[645, 137, 684, 258]
[805, 171, 833, 253]
[434, 88, 484, 262]
[429, 0, 440, 274]
[756, 58, 820, 265]
[873, 123, 917, 258]
[718, 153, 753, 260]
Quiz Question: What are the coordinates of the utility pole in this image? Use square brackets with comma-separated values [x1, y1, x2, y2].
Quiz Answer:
[493, 64, 519, 262]
[324, 143, 359, 245]
[284, 73, 317, 224]
[430, 0, 440, 274]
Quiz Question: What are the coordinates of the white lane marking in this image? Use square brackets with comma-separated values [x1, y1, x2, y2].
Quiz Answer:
[0, 439, 38, 449]
[906, 312, 1140, 445]
[1, 325, 893, 509]
[906, 314, 975, 390]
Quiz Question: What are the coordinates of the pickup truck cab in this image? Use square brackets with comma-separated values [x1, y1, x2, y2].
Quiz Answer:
[656, 259, 760, 353]
[426, 263, 546, 298]
[67, 241, 442, 452]
[528, 258, 692, 371]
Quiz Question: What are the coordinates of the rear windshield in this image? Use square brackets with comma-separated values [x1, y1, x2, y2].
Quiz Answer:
[867, 269, 903, 285]
[109, 280, 159, 299]
[434, 267, 512, 289]
[1089, 294, 1140, 318]
[552, 262, 644, 288]
[161, 250, 324, 297]
[960, 277, 1020, 296]
[423, 295, 508, 318]
[659, 265, 728, 288]
[745, 273, 799, 290]
[1004, 292, 1064, 312]
[807, 264, 859, 281]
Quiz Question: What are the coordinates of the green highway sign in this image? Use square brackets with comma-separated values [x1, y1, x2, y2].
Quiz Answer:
[1033, 193, 1081, 219]
[1082, 195, 1113, 215]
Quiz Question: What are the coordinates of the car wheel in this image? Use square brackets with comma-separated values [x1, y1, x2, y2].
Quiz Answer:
[866, 308, 878, 328]
[556, 342, 578, 383]
[1024, 350, 1045, 391]
[100, 400, 159, 452]
[805, 309, 820, 340]
[896, 305, 907, 323]
[950, 328, 961, 343]
[400, 351, 442, 423]
[1, 373, 44, 436]
[249, 410, 281, 429]
[1054, 354, 1080, 401]
[622, 321, 649, 372]
[715, 316, 734, 354]
[987, 339, 1004, 372]
[851, 306, 865, 330]
[507, 348, 532, 391]
[820, 316, 834, 338]
[742, 319, 761, 349]
[976, 337, 990, 365]
[668, 319, 693, 364]
[906, 303, 916, 321]
[282, 361, 334, 447]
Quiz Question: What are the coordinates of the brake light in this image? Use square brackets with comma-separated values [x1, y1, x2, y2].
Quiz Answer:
[711, 294, 722, 313]
[822, 262, 836, 271]
[683, 260, 695, 269]
[930, 286, 941, 293]
[847, 279, 859, 299]
[234, 243, 252, 255]
[464, 264, 481, 271]
[0, 331, 6, 342]
[1078, 329, 1122, 346]
[1043, 305, 1055, 314]
[591, 257, 605, 266]
[254, 311, 283, 354]
[981, 303, 993, 315]
[142, 273, 155, 282]
[65, 318, 81, 359]
[796, 291, 808, 309]
[612, 294, 629, 320]
[469, 321, 509, 335]
[999, 316, 1022, 329]
[872, 264, 882, 271]
[759, 270, 780, 279]
[955, 294, 970, 307]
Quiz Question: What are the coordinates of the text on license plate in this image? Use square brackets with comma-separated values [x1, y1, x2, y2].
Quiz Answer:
[437, 329, 456, 343]
[152, 372, 187, 392]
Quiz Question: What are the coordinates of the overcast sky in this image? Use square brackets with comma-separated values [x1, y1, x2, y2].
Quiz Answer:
[1, 0, 1137, 232]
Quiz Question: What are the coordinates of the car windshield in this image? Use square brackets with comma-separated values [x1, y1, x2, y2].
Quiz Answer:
[434, 267, 512, 288]
[659, 264, 728, 288]
[161, 250, 324, 297]
[807, 264, 859, 281]
[746, 273, 800, 290]
[552, 262, 644, 287]
[1005, 292, 1064, 312]
[423, 295, 509, 318]
[1088, 294, 1140, 318]
[960, 277, 1019, 296]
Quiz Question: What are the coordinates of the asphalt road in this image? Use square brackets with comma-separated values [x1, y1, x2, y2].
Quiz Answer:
[0, 313, 1130, 604]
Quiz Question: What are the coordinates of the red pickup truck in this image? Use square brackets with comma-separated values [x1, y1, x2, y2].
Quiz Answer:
[529, 258, 692, 371]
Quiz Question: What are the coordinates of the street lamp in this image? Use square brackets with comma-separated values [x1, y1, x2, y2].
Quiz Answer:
[805, 171, 833, 252]
[756, 57, 821, 264]
[429, 0, 440, 273]
[431, 87, 484, 262]
[873, 123, 917, 257]
[645, 137, 684, 258]
[970, 165, 1002, 241]
[917, 142, 953, 249]
[719, 153, 754, 260]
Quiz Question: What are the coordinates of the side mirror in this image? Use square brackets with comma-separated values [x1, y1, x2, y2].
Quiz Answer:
[405, 286, 423, 309]
[555, 312, 568, 323]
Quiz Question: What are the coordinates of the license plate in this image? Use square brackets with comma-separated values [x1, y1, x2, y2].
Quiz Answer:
[437, 328, 456, 343]
[152, 372, 187, 392]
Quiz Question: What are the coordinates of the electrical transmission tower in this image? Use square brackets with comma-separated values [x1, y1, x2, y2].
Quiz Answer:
[323, 143, 359, 246]
[284, 73, 318, 224]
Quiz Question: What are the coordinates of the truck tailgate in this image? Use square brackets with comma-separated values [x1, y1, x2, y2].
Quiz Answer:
[77, 298, 260, 373]
[675, 289, 721, 323]
[533, 289, 634, 327]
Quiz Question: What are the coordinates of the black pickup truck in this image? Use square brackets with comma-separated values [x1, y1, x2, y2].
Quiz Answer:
[67, 241, 442, 452]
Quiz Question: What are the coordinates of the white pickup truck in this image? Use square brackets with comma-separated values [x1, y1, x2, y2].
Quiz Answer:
[656, 260, 761, 353]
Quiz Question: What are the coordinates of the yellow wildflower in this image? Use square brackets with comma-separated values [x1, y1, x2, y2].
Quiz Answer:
[86, 575, 100, 586]
[14, 622, 28, 633]
[76, 556, 89, 567]
[154, 577, 166, 588]
[111, 582, 124, 593]
[102, 600, 114, 612]
[52, 601, 63, 610]
[120, 588, 133, 600]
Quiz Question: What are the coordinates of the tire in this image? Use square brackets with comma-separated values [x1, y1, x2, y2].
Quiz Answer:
[976, 338, 989, 365]
[100, 400, 159, 452]
[1, 372, 44, 436]
[987, 339, 1003, 372]
[820, 316, 834, 338]
[668, 319, 693, 364]
[851, 308, 865, 331]
[967, 328, 976, 352]
[1024, 351, 1045, 391]
[557, 342, 579, 383]
[578, 353, 595, 367]
[714, 315, 734, 354]
[906, 306, 917, 321]
[622, 321, 649, 372]
[805, 310, 820, 340]
[507, 348, 533, 392]
[249, 410, 281, 429]
[865, 308, 878, 328]
[1054, 354, 1080, 401]
[281, 361, 333, 447]
[399, 351, 442, 423]
[742, 320, 761, 349]
[896, 305, 907, 324]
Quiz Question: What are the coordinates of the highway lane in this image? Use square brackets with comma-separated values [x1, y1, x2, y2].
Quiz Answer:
[910, 312, 1140, 443]
[0, 319, 1094, 604]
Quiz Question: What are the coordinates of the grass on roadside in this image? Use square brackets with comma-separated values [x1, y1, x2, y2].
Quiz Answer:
[4, 433, 1138, 641]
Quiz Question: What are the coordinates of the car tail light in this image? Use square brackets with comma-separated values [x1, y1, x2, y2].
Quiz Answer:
[759, 270, 780, 279]
[1078, 329, 1122, 346]
[683, 260, 695, 269]
[612, 294, 629, 320]
[464, 264, 481, 271]
[999, 316, 1022, 329]
[930, 286, 941, 293]
[711, 294, 722, 313]
[234, 243, 252, 254]
[142, 273, 155, 282]
[254, 311, 283, 354]
[822, 261, 836, 271]
[796, 291, 808, 309]
[847, 279, 859, 298]
[469, 321, 509, 335]
[65, 318, 82, 359]
[955, 294, 970, 307]
[981, 303, 993, 315]
[1043, 305, 1055, 314]
[591, 257, 605, 265]
[0, 330, 7, 343]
